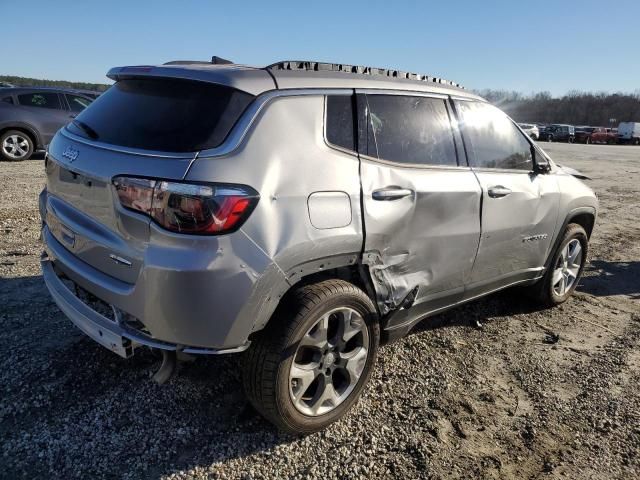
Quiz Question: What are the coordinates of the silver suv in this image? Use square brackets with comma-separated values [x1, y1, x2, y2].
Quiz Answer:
[40, 59, 597, 433]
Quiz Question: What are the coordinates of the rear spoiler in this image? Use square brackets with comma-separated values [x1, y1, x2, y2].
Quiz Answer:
[106, 64, 275, 96]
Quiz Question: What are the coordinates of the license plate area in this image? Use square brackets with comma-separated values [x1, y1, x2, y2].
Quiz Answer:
[71, 316, 134, 358]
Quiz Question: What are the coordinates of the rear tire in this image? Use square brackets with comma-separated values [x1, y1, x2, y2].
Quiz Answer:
[0, 130, 34, 161]
[528, 224, 588, 307]
[242, 279, 380, 434]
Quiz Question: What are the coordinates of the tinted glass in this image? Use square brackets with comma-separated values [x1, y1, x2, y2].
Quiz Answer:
[457, 101, 532, 171]
[66, 78, 254, 152]
[326, 95, 355, 151]
[65, 94, 92, 113]
[365, 95, 457, 166]
[18, 92, 62, 110]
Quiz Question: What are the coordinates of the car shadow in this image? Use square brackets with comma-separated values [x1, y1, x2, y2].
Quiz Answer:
[0, 273, 295, 479]
[405, 288, 546, 338]
[578, 260, 640, 299]
[2, 261, 632, 477]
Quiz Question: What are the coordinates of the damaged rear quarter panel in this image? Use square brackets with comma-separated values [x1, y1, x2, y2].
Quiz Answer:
[185, 93, 364, 334]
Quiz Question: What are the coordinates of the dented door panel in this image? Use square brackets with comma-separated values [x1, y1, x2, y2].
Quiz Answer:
[361, 161, 482, 314]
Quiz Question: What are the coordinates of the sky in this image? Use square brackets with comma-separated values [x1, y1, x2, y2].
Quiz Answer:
[3, 0, 639, 96]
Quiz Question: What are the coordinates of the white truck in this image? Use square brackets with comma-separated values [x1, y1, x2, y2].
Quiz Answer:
[617, 122, 640, 145]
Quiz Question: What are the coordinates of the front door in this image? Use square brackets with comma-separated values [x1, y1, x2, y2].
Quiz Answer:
[454, 100, 560, 292]
[358, 92, 482, 314]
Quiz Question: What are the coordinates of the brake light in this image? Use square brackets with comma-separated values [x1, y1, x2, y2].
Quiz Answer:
[112, 177, 259, 235]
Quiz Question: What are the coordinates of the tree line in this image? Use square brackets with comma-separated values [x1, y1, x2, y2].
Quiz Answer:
[0, 75, 110, 92]
[3, 75, 639, 126]
[476, 89, 640, 126]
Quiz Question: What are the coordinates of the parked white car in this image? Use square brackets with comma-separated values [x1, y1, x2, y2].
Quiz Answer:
[617, 122, 640, 145]
[519, 123, 540, 140]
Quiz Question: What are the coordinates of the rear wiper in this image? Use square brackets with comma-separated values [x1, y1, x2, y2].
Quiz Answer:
[72, 120, 99, 140]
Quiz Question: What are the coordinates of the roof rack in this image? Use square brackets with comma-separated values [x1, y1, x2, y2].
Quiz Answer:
[266, 60, 464, 89]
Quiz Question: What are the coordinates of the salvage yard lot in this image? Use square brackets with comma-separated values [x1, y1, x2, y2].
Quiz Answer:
[1, 143, 639, 479]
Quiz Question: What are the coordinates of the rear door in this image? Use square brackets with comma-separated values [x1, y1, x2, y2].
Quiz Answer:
[16, 91, 71, 144]
[454, 100, 560, 292]
[358, 92, 482, 314]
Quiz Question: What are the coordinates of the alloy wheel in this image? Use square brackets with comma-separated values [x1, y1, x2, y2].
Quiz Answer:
[2, 134, 30, 160]
[552, 239, 582, 296]
[289, 307, 370, 416]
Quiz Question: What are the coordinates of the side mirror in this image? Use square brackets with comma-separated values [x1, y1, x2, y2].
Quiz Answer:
[532, 147, 551, 173]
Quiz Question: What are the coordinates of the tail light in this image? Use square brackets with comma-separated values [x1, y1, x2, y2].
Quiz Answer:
[112, 176, 259, 235]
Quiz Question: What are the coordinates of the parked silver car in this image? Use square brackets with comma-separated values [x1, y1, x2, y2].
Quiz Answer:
[518, 122, 540, 140]
[40, 59, 597, 433]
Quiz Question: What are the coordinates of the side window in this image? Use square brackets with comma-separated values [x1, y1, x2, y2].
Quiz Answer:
[65, 94, 92, 113]
[456, 101, 532, 171]
[326, 95, 355, 151]
[365, 95, 457, 166]
[17, 92, 62, 110]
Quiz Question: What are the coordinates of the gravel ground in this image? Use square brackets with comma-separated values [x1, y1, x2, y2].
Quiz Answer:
[1, 144, 639, 479]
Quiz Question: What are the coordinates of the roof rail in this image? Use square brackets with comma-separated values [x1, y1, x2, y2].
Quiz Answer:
[266, 60, 464, 89]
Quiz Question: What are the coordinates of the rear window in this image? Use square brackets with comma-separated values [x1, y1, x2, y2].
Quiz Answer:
[326, 95, 355, 151]
[66, 78, 254, 152]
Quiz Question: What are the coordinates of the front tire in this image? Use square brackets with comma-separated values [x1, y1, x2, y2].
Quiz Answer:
[242, 279, 380, 434]
[0, 130, 34, 161]
[530, 224, 588, 307]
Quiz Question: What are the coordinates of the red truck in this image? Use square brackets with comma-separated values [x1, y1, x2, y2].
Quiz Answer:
[576, 127, 618, 144]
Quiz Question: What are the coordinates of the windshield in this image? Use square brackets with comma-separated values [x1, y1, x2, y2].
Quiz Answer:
[66, 78, 254, 152]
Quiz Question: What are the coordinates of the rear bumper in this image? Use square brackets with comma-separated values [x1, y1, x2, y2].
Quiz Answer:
[41, 252, 251, 356]
[40, 208, 287, 351]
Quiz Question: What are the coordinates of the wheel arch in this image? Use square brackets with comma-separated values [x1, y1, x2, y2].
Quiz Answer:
[246, 253, 379, 339]
[0, 123, 43, 150]
[569, 210, 596, 239]
[544, 207, 596, 270]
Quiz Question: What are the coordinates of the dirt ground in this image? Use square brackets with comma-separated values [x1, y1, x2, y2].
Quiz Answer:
[0, 144, 639, 479]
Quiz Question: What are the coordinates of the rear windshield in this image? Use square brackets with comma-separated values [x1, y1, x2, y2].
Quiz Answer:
[66, 78, 254, 152]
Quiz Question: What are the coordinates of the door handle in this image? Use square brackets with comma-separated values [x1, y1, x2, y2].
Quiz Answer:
[372, 187, 413, 201]
[487, 185, 512, 198]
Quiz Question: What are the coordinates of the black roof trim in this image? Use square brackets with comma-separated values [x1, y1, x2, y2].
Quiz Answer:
[266, 60, 464, 89]
[163, 56, 234, 66]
